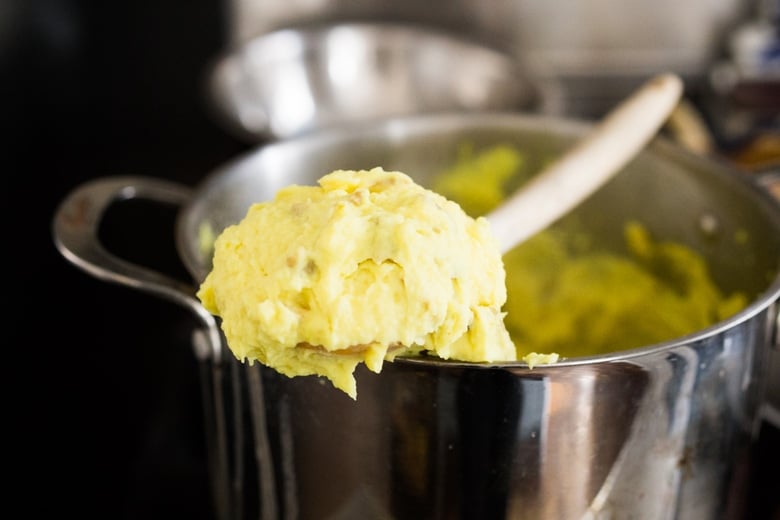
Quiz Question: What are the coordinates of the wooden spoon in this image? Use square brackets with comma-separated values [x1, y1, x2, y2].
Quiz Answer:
[303, 73, 684, 358]
[486, 73, 684, 253]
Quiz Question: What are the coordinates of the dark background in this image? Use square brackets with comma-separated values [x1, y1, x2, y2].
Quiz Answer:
[7, 1, 246, 518]
[5, 1, 778, 519]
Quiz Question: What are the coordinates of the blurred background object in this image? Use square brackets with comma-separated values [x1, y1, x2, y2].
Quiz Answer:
[205, 21, 540, 141]
[6, 0, 777, 518]
[226, 0, 751, 118]
[705, 0, 779, 169]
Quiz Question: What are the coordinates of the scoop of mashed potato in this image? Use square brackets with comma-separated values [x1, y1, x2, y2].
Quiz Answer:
[433, 143, 748, 359]
[197, 168, 517, 398]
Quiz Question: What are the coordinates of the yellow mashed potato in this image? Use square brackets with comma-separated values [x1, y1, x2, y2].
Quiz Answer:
[199, 144, 747, 398]
[198, 168, 526, 399]
[433, 144, 748, 358]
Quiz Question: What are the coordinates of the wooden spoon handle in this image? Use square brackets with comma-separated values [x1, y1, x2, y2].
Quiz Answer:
[486, 73, 684, 254]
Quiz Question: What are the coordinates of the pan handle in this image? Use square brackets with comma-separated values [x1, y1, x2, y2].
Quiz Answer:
[52, 176, 223, 362]
[755, 168, 780, 428]
[754, 166, 779, 356]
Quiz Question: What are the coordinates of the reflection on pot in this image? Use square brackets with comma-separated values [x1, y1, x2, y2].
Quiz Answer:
[231, 314, 766, 519]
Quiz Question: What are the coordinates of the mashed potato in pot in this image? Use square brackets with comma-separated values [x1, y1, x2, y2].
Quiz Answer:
[198, 145, 746, 399]
[433, 144, 748, 359]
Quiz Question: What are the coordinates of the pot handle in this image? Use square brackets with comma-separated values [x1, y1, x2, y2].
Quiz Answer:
[752, 168, 780, 428]
[52, 176, 223, 362]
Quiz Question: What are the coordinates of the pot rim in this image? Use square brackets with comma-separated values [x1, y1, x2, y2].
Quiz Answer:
[393, 285, 779, 369]
[179, 111, 780, 368]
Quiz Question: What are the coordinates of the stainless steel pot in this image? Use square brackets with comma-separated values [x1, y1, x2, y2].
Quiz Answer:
[53, 113, 780, 520]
